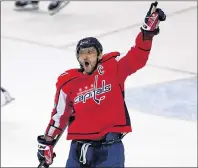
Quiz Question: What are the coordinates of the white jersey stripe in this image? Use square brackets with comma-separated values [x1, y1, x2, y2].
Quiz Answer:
[48, 126, 56, 137]
[52, 89, 67, 128]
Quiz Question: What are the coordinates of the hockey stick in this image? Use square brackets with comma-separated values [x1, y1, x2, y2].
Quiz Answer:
[149, 1, 158, 14]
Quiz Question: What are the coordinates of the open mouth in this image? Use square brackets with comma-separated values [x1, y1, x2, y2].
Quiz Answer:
[85, 61, 90, 67]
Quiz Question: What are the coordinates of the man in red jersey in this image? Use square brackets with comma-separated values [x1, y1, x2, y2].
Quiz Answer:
[37, 2, 166, 167]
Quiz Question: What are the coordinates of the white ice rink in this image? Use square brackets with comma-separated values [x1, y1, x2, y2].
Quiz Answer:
[1, 1, 197, 167]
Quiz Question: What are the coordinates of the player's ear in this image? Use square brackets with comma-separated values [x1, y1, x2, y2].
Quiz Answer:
[98, 53, 103, 60]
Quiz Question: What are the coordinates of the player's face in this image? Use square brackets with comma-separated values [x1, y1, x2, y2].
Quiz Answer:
[78, 47, 102, 74]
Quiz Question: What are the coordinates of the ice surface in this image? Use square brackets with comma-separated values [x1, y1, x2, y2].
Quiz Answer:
[1, 1, 197, 167]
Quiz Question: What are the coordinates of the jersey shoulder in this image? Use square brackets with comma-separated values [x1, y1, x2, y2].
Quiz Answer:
[101, 52, 120, 63]
[56, 68, 81, 88]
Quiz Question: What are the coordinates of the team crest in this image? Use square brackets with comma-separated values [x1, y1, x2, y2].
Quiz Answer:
[74, 75, 111, 105]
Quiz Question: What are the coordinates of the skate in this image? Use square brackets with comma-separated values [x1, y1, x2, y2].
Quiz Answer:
[14, 1, 39, 11]
[48, 1, 70, 15]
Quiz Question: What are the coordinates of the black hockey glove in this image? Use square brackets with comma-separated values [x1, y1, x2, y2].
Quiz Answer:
[141, 1, 166, 40]
[37, 135, 56, 168]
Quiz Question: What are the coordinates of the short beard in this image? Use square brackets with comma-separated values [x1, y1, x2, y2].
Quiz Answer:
[78, 58, 100, 75]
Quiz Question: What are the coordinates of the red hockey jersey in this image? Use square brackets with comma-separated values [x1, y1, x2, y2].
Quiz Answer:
[45, 32, 153, 140]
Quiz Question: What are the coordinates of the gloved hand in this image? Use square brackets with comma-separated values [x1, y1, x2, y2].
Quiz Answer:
[141, 1, 166, 40]
[37, 135, 56, 168]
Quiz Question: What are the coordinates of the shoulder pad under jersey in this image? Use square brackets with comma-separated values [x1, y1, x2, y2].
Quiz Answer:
[101, 52, 120, 63]
[56, 69, 80, 88]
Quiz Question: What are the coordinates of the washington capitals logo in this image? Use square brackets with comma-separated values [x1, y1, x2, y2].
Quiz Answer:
[74, 75, 111, 105]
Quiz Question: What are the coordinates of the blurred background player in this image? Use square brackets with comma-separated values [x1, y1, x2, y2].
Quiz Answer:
[14, 1, 70, 14]
[1, 87, 15, 106]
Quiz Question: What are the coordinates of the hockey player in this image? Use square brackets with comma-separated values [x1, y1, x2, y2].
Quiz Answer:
[14, 1, 70, 14]
[37, 2, 166, 167]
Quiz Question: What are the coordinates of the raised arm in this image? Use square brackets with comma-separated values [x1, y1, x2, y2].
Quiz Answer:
[117, 1, 166, 85]
[117, 31, 152, 84]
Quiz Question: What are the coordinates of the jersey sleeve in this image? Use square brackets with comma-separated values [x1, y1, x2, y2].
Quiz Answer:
[117, 31, 153, 85]
[44, 75, 73, 138]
